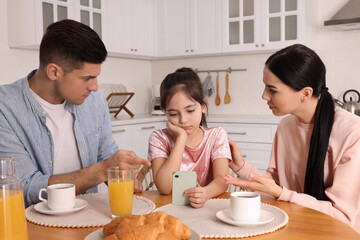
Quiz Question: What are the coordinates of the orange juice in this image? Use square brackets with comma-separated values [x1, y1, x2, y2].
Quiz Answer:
[108, 178, 134, 216]
[0, 189, 28, 240]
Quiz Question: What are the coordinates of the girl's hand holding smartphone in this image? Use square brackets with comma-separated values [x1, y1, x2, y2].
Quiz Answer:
[172, 171, 197, 205]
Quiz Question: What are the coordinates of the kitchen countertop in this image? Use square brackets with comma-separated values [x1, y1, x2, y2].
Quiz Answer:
[207, 114, 282, 124]
[111, 113, 282, 126]
[111, 114, 166, 126]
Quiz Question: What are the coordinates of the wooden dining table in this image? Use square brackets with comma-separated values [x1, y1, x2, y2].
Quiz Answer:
[27, 191, 359, 240]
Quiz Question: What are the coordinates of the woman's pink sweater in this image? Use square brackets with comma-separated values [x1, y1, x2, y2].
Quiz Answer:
[236, 107, 360, 233]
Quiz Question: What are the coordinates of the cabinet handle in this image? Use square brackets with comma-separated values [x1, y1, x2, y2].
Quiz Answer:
[242, 154, 247, 158]
[141, 126, 156, 130]
[255, 44, 259, 47]
[113, 129, 126, 133]
[190, 49, 194, 52]
[261, 44, 265, 47]
[185, 50, 189, 52]
[134, 49, 138, 52]
[130, 48, 134, 51]
[227, 132, 247, 135]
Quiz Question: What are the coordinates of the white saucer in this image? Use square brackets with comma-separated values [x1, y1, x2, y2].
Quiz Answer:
[216, 209, 274, 227]
[34, 198, 88, 215]
[84, 228, 200, 240]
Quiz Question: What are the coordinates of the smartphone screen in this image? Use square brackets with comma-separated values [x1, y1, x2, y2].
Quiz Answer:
[172, 171, 197, 206]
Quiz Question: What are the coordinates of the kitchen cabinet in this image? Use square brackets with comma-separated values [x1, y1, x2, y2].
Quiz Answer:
[8, 0, 73, 49]
[107, 0, 156, 57]
[222, 0, 305, 52]
[75, 0, 108, 44]
[98, 117, 165, 193]
[207, 119, 278, 173]
[7, 0, 108, 49]
[111, 125, 133, 152]
[158, 0, 222, 57]
[112, 120, 166, 159]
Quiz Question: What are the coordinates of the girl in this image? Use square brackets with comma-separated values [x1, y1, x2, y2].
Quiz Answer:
[148, 67, 231, 208]
[223, 44, 360, 233]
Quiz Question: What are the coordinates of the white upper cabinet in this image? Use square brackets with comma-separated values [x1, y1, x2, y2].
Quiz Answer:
[7, 0, 304, 57]
[7, 0, 108, 49]
[158, 0, 222, 57]
[222, 0, 304, 52]
[75, 0, 108, 45]
[8, 0, 73, 49]
[107, 0, 156, 57]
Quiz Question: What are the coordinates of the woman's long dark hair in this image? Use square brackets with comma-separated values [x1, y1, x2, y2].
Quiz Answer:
[266, 44, 334, 200]
[160, 67, 207, 127]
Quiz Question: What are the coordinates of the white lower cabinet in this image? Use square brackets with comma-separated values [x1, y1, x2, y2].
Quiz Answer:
[111, 125, 133, 152]
[98, 119, 165, 194]
[236, 142, 272, 172]
[131, 122, 165, 159]
[208, 121, 278, 173]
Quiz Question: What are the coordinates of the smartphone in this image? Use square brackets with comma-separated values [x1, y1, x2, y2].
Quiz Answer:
[172, 171, 197, 206]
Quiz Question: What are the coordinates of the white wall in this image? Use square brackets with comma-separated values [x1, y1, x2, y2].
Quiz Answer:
[151, 0, 360, 115]
[0, 0, 153, 116]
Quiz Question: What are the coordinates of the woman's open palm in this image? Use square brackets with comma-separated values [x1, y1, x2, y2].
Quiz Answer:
[222, 173, 282, 198]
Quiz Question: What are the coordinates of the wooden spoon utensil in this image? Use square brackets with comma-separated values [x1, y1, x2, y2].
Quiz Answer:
[215, 73, 221, 106]
[224, 72, 231, 104]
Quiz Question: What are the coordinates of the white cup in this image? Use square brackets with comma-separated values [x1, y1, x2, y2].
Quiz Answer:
[38, 183, 75, 211]
[230, 191, 260, 222]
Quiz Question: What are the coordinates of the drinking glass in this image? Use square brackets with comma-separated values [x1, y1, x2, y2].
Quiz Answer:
[107, 167, 134, 218]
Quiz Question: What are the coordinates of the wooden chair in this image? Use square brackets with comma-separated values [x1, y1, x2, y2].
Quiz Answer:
[136, 165, 155, 191]
[226, 168, 244, 193]
[107, 92, 134, 117]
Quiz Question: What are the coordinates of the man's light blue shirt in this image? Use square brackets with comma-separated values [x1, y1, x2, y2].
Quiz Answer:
[0, 71, 119, 207]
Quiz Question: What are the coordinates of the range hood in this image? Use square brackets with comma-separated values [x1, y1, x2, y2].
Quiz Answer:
[324, 0, 360, 30]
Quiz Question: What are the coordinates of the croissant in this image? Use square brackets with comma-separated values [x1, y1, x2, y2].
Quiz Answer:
[103, 211, 192, 240]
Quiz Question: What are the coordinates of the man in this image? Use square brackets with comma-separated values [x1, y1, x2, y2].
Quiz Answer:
[0, 19, 150, 207]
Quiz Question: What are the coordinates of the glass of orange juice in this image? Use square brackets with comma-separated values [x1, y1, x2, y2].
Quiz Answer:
[0, 157, 28, 240]
[107, 167, 134, 218]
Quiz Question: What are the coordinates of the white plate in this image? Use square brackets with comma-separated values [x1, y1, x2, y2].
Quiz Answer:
[84, 228, 200, 240]
[216, 209, 274, 227]
[34, 198, 88, 216]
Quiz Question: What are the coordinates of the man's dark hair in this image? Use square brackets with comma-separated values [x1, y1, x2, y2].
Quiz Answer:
[39, 19, 107, 72]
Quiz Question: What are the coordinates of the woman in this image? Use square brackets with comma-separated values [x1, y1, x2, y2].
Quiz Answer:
[223, 44, 360, 233]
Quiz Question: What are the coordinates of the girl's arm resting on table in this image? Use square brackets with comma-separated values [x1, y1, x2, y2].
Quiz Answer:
[152, 134, 187, 194]
[184, 158, 229, 208]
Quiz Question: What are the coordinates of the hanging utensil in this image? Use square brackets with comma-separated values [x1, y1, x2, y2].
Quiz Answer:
[215, 73, 221, 106]
[224, 72, 231, 104]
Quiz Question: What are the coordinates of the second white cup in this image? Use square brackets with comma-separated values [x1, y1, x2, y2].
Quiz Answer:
[39, 183, 75, 211]
[230, 191, 260, 222]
